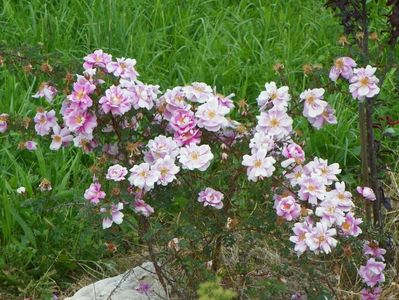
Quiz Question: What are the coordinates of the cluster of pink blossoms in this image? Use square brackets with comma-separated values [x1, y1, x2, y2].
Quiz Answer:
[285, 160, 363, 255]
[358, 241, 386, 299]
[329, 57, 380, 101]
[22, 51, 386, 296]
[66, 50, 237, 227]
[241, 80, 366, 256]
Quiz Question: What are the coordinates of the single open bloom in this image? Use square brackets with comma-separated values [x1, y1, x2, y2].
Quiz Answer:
[197, 187, 224, 209]
[34, 109, 58, 136]
[84, 182, 106, 204]
[242, 148, 276, 182]
[349, 65, 380, 100]
[178, 144, 214, 171]
[275, 195, 301, 221]
[358, 258, 385, 287]
[106, 164, 128, 181]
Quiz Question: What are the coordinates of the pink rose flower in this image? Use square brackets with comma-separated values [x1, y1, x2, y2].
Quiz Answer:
[275, 195, 301, 221]
[65, 110, 97, 136]
[256, 107, 293, 140]
[360, 287, 382, 300]
[133, 199, 154, 217]
[174, 127, 202, 146]
[83, 49, 112, 70]
[106, 57, 139, 80]
[33, 82, 58, 103]
[68, 81, 96, 109]
[170, 109, 197, 134]
[358, 258, 385, 287]
[99, 85, 132, 116]
[178, 144, 214, 171]
[161, 87, 191, 120]
[315, 199, 345, 226]
[289, 221, 312, 255]
[216, 93, 235, 110]
[281, 142, 305, 167]
[144, 135, 179, 163]
[357, 186, 376, 201]
[300, 88, 327, 118]
[257, 82, 291, 110]
[106, 164, 128, 181]
[25, 140, 38, 151]
[198, 187, 224, 209]
[196, 98, 229, 132]
[34, 110, 57, 136]
[363, 241, 386, 261]
[298, 175, 326, 205]
[50, 125, 73, 150]
[349, 65, 380, 100]
[128, 163, 160, 190]
[307, 104, 337, 129]
[340, 212, 362, 237]
[130, 82, 160, 110]
[325, 182, 354, 212]
[329, 57, 357, 81]
[249, 132, 275, 154]
[101, 203, 124, 229]
[242, 149, 276, 182]
[152, 156, 180, 186]
[305, 222, 337, 254]
[182, 82, 213, 103]
[84, 182, 106, 204]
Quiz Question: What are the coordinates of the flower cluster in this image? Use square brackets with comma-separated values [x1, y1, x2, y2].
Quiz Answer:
[358, 240, 386, 299]
[329, 58, 380, 101]
[240, 80, 364, 256]
[46, 50, 240, 228]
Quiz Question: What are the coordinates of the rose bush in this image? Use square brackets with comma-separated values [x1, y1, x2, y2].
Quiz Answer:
[0, 49, 388, 298]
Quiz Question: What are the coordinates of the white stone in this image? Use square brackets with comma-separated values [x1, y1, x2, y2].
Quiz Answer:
[65, 261, 167, 300]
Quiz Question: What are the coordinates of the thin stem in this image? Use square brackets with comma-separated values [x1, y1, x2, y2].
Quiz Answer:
[139, 216, 169, 297]
[359, 103, 371, 221]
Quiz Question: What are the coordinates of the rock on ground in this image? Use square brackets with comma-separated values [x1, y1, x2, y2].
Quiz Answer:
[65, 261, 167, 300]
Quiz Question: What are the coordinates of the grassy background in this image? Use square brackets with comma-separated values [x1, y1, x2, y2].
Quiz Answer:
[0, 0, 368, 298]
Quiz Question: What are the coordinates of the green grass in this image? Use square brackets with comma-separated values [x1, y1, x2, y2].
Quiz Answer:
[0, 0, 368, 298]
